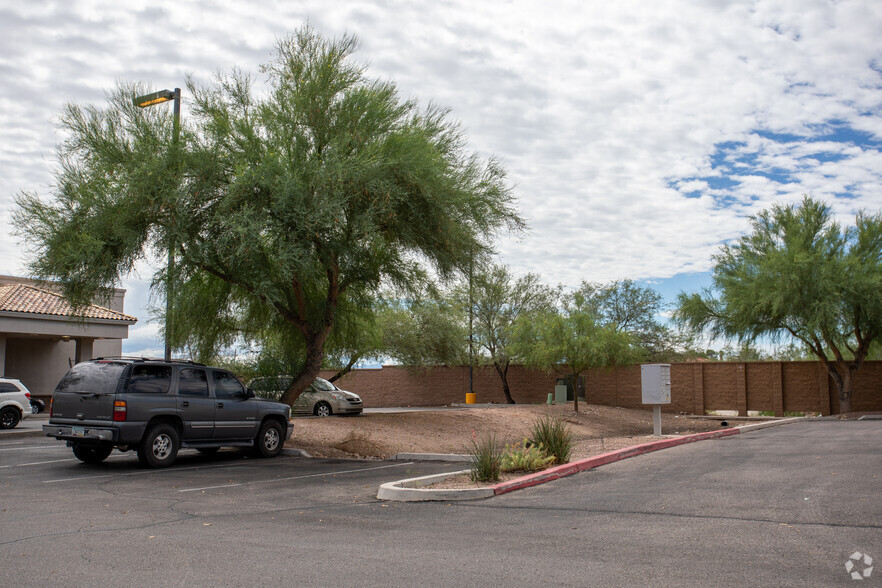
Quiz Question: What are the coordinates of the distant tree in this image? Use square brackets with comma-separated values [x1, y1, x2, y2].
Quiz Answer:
[577, 279, 688, 361]
[466, 265, 558, 403]
[768, 342, 815, 362]
[378, 289, 469, 368]
[14, 27, 522, 405]
[717, 342, 771, 362]
[675, 196, 882, 414]
[578, 279, 663, 333]
[512, 288, 644, 412]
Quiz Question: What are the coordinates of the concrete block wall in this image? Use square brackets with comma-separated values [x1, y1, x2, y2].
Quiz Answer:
[323, 360, 882, 415]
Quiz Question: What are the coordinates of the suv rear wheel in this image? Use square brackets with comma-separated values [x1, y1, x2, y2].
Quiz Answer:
[254, 420, 284, 457]
[72, 444, 113, 464]
[138, 424, 180, 468]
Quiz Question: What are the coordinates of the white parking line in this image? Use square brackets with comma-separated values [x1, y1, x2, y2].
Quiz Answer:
[180, 483, 244, 492]
[178, 461, 415, 493]
[43, 461, 246, 484]
[0, 458, 78, 468]
[0, 445, 60, 452]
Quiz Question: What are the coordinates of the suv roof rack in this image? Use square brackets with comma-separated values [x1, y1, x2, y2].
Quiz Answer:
[92, 356, 207, 366]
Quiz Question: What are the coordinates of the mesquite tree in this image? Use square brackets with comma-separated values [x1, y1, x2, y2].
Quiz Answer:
[675, 196, 882, 414]
[15, 27, 523, 405]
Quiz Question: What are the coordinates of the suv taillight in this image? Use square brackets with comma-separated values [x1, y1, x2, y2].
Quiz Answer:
[113, 400, 127, 422]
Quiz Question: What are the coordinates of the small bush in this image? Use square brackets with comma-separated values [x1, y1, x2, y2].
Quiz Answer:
[529, 415, 574, 464]
[466, 432, 501, 483]
[500, 439, 557, 473]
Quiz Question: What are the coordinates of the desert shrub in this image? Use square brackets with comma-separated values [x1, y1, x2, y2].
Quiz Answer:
[466, 432, 501, 483]
[529, 415, 574, 464]
[500, 439, 557, 473]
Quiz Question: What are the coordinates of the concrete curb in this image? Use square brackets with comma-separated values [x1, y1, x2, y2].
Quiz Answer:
[282, 448, 313, 458]
[377, 469, 493, 501]
[732, 416, 807, 433]
[491, 428, 741, 495]
[377, 417, 808, 502]
[0, 422, 45, 438]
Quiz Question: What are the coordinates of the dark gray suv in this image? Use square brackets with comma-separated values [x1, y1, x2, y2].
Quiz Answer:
[43, 358, 293, 468]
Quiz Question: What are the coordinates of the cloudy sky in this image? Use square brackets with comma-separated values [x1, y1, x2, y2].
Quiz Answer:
[1, 0, 881, 356]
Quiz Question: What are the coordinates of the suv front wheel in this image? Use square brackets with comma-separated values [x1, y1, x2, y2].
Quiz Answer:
[138, 424, 180, 468]
[254, 420, 284, 458]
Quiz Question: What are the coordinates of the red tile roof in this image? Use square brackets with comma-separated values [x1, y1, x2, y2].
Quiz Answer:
[0, 283, 137, 323]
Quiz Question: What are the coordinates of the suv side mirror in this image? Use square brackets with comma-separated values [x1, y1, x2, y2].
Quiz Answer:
[246, 388, 256, 399]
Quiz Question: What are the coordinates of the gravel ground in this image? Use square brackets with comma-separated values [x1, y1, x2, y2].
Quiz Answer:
[284, 403, 728, 460]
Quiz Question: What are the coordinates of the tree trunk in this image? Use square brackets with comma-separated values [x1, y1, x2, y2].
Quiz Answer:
[328, 354, 361, 384]
[817, 352, 864, 416]
[837, 369, 854, 415]
[494, 362, 515, 404]
[279, 329, 330, 406]
[573, 372, 579, 413]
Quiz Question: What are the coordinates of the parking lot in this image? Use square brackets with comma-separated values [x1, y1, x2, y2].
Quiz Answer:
[1, 421, 880, 586]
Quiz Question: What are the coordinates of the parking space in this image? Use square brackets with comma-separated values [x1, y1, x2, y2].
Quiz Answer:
[2, 422, 879, 586]
[0, 437, 453, 497]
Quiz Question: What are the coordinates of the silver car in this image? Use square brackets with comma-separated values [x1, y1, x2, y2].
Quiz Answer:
[294, 377, 363, 416]
[249, 376, 363, 417]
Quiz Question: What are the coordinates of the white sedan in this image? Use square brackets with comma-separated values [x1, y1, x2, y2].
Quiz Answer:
[0, 378, 33, 429]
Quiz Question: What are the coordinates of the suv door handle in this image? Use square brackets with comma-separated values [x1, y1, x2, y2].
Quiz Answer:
[217, 402, 224, 408]
[181, 401, 189, 407]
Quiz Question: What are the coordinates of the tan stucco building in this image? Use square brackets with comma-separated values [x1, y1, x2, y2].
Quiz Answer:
[0, 275, 137, 398]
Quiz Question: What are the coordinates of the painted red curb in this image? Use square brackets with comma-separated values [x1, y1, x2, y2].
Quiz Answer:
[492, 427, 741, 495]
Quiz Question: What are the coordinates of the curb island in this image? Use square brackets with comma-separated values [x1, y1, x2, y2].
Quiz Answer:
[377, 417, 807, 502]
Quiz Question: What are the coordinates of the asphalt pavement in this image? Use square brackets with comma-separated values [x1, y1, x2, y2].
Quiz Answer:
[1, 420, 878, 586]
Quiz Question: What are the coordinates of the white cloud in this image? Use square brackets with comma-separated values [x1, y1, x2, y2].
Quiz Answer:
[1, 0, 881, 353]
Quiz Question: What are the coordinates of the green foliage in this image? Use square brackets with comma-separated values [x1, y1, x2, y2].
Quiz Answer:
[378, 287, 469, 368]
[464, 264, 559, 403]
[577, 279, 663, 336]
[528, 415, 574, 464]
[511, 288, 644, 410]
[709, 342, 772, 362]
[674, 196, 882, 412]
[500, 438, 557, 472]
[466, 432, 501, 483]
[574, 279, 699, 362]
[15, 26, 523, 404]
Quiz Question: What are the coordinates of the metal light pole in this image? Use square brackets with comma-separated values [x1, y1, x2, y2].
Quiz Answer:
[133, 88, 181, 362]
[467, 252, 475, 404]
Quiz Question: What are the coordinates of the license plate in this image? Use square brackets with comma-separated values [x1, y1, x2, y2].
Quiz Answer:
[72, 426, 85, 437]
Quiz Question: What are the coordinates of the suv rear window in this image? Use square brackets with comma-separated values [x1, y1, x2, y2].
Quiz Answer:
[127, 365, 172, 394]
[56, 362, 127, 394]
[178, 368, 209, 397]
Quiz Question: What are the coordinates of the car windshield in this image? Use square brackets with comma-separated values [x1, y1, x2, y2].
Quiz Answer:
[55, 361, 127, 394]
[313, 378, 336, 391]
